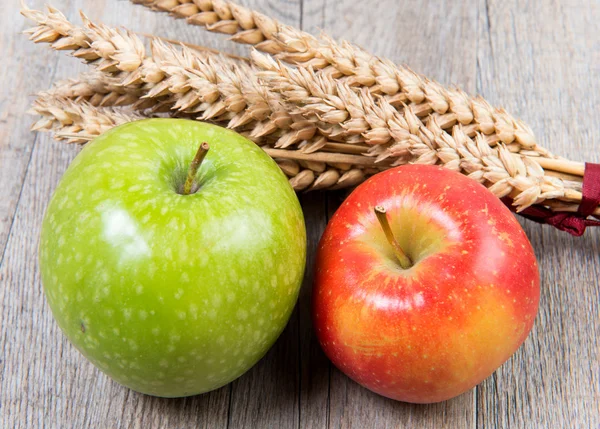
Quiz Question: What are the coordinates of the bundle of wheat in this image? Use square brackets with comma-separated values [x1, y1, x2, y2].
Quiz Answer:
[20, 2, 600, 231]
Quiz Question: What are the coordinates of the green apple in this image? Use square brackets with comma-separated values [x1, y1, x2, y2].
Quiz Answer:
[39, 119, 306, 397]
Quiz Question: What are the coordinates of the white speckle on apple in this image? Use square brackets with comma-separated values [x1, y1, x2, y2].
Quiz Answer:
[211, 294, 222, 307]
[152, 327, 160, 336]
[138, 310, 148, 320]
[122, 308, 132, 320]
[174, 289, 184, 300]
[180, 272, 190, 283]
[177, 311, 187, 320]
[167, 218, 179, 231]
[226, 291, 235, 303]
[189, 304, 198, 319]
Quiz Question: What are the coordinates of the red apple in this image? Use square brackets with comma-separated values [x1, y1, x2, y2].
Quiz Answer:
[312, 164, 540, 403]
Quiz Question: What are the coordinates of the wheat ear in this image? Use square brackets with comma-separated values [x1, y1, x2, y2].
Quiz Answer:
[21, 4, 320, 147]
[32, 94, 597, 214]
[130, 0, 555, 157]
[43, 71, 147, 107]
[254, 52, 587, 210]
[31, 89, 586, 213]
[29, 94, 146, 143]
[31, 95, 378, 191]
[22, 4, 567, 163]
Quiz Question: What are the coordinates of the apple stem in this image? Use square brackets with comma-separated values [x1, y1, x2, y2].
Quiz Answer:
[183, 142, 210, 195]
[374, 206, 413, 269]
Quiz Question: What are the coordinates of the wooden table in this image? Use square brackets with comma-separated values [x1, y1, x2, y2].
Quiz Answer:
[1, 0, 598, 427]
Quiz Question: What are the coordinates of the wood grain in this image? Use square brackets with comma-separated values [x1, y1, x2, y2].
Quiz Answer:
[0, 0, 598, 428]
[0, 0, 69, 263]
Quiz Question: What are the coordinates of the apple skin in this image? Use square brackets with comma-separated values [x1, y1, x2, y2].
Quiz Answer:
[312, 164, 539, 404]
[39, 119, 306, 397]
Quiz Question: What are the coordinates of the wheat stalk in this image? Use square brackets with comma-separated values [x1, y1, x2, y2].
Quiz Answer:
[131, 0, 555, 157]
[31, 89, 586, 213]
[30, 95, 379, 191]
[32, 95, 597, 215]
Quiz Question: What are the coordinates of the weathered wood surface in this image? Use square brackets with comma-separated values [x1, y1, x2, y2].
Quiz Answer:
[0, 0, 598, 428]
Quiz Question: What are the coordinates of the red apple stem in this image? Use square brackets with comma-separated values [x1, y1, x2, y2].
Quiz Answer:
[183, 142, 210, 195]
[374, 206, 413, 269]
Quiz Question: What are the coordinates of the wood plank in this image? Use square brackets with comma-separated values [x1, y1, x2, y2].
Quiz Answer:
[476, 0, 600, 427]
[301, 0, 479, 427]
[297, 192, 332, 429]
[0, 0, 70, 263]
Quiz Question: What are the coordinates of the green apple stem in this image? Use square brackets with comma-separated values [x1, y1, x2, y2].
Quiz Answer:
[374, 206, 413, 269]
[183, 142, 210, 195]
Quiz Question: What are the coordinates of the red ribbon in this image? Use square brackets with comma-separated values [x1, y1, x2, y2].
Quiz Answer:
[502, 162, 600, 236]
